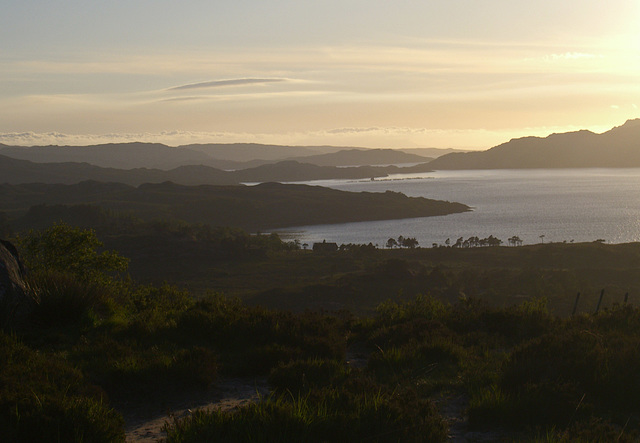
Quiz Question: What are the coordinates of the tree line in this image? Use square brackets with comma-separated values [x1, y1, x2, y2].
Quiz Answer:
[434, 235, 524, 248]
[386, 235, 419, 249]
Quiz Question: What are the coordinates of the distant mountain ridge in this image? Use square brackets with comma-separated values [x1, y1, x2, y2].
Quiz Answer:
[0, 153, 434, 186]
[427, 119, 640, 170]
[0, 142, 216, 170]
[282, 148, 432, 166]
[0, 142, 436, 170]
[0, 153, 237, 186]
[181, 143, 344, 162]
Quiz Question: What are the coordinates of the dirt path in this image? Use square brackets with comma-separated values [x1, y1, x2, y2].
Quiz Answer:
[436, 392, 512, 442]
[436, 393, 468, 442]
[117, 377, 269, 443]
[118, 354, 505, 442]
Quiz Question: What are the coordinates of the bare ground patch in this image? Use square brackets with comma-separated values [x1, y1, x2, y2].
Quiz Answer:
[118, 377, 269, 443]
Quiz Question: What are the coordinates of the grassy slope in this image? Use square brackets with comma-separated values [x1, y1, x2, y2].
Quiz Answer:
[101, 237, 640, 316]
[5, 225, 640, 441]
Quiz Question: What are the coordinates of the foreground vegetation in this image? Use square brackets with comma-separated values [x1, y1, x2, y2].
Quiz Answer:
[3, 223, 640, 441]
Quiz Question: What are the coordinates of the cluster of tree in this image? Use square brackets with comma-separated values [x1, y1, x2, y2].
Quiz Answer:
[386, 235, 419, 249]
[438, 235, 504, 248]
[262, 234, 304, 251]
[507, 235, 523, 247]
[15, 223, 129, 285]
[338, 242, 378, 254]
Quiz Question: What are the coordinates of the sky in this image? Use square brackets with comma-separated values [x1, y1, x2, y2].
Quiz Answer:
[2, 1, 640, 149]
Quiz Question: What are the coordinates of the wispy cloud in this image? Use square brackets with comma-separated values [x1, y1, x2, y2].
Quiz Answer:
[326, 127, 428, 135]
[327, 127, 383, 134]
[161, 96, 211, 102]
[0, 131, 228, 146]
[168, 78, 286, 91]
[547, 52, 601, 60]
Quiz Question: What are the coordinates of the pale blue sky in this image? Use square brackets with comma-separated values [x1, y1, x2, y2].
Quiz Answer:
[2, 1, 639, 148]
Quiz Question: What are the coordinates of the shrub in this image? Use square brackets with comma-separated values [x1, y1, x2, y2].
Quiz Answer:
[268, 358, 350, 392]
[502, 329, 640, 411]
[73, 336, 218, 399]
[26, 270, 114, 329]
[0, 332, 124, 442]
[3, 395, 125, 443]
[164, 383, 448, 443]
[367, 338, 466, 384]
[375, 294, 449, 326]
[125, 284, 194, 335]
[16, 223, 128, 284]
[176, 294, 348, 375]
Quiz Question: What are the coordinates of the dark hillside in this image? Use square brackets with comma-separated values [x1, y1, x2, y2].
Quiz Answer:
[0, 142, 216, 170]
[180, 143, 343, 162]
[0, 154, 237, 186]
[0, 154, 431, 186]
[428, 119, 640, 169]
[0, 181, 469, 231]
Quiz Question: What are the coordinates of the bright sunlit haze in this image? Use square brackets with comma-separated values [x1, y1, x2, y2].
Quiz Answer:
[2, 0, 640, 149]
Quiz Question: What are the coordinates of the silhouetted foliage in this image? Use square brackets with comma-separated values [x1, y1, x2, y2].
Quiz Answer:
[16, 223, 128, 284]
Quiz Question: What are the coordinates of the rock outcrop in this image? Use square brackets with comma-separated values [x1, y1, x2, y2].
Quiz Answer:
[0, 239, 31, 328]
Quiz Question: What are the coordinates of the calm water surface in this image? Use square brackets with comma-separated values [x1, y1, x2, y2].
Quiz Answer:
[274, 169, 640, 247]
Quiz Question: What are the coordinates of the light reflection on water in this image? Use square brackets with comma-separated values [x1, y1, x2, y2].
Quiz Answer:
[275, 169, 640, 246]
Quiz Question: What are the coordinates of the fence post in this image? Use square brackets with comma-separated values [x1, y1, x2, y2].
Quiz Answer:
[572, 292, 580, 316]
[595, 289, 605, 313]
[624, 292, 629, 304]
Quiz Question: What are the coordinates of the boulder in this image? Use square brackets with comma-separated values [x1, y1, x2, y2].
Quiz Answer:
[0, 239, 31, 328]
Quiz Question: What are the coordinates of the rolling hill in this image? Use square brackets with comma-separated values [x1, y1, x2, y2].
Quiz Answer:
[0, 142, 436, 170]
[181, 143, 343, 162]
[0, 142, 217, 170]
[0, 153, 236, 186]
[0, 181, 470, 231]
[0, 154, 435, 186]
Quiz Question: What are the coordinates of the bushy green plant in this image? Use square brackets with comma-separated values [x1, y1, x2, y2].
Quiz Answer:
[125, 284, 194, 335]
[4, 395, 125, 443]
[176, 294, 347, 375]
[26, 270, 114, 329]
[502, 329, 640, 412]
[16, 223, 128, 284]
[367, 317, 451, 349]
[0, 332, 124, 442]
[465, 307, 640, 432]
[72, 335, 218, 399]
[367, 338, 466, 384]
[556, 417, 639, 442]
[268, 358, 350, 392]
[478, 299, 555, 343]
[164, 382, 448, 443]
[375, 294, 449, 325]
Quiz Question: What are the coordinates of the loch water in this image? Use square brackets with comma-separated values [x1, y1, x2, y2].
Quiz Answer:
[275, 169, 640, 247]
